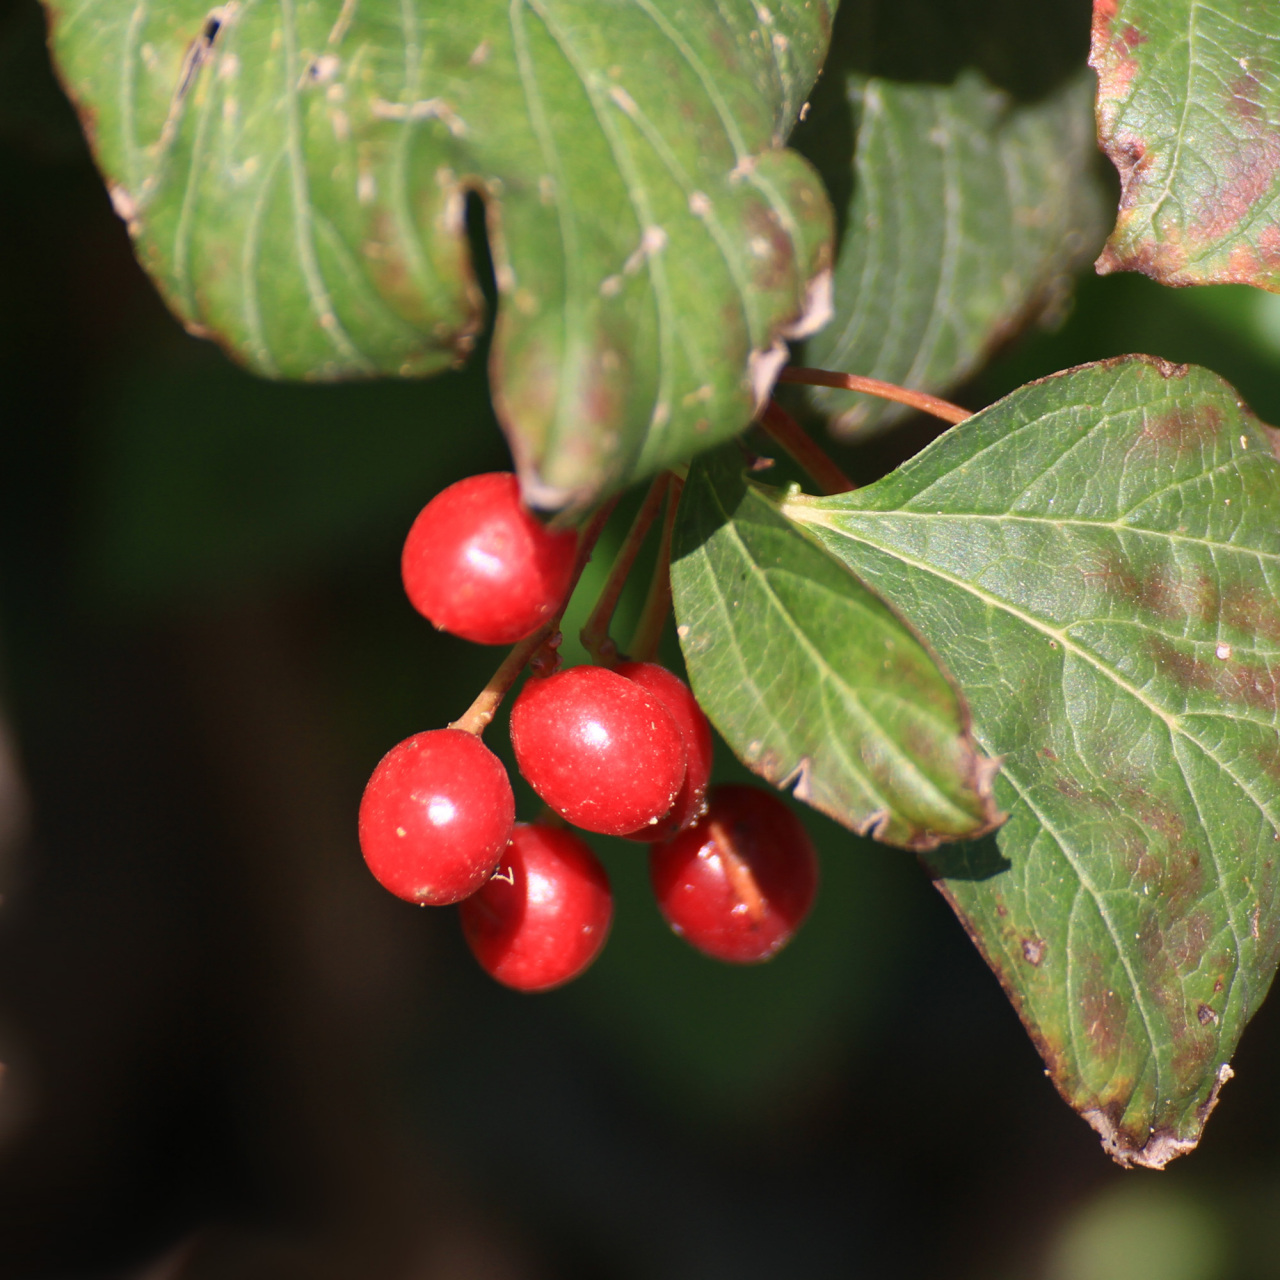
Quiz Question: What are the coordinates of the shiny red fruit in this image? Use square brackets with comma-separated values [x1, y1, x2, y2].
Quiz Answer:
[614, 662, 714, 842]
[401, 472, 578, 645]
[460, 823, 613, 992]
[358, 728, 515, 905]
[649, 784, 818, 963]
[510, 666, 687, 836]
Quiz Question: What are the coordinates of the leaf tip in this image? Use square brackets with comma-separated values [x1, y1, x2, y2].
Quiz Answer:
[1084, 1063, 1234, 1170]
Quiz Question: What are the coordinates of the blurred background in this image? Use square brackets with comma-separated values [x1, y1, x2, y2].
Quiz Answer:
[4, 0, 1280, 1275]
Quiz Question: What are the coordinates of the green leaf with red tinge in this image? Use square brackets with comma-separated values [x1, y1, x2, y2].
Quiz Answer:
[670, 444, 1002, 851]
[782, 356, 1280, 1166]
[1092, 0, 1280, 291]
[44, 0, 835, 509]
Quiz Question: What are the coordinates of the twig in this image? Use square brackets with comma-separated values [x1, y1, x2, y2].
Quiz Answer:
[626, 476, 683, 663]
[712, 820, 766, 923]
[760, 401, 856, 496]
[450, 499, 617, 736]
[580, 472, 673, 665]
[778, 366, 971, 425]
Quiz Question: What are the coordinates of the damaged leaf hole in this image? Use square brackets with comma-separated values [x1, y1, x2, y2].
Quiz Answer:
[175, 4, 235, 102]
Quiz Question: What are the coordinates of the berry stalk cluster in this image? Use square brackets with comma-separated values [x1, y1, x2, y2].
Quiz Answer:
[358, 469, 819, 992]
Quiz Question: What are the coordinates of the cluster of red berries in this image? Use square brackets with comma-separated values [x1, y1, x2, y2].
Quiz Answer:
[358, 472, 819, 992]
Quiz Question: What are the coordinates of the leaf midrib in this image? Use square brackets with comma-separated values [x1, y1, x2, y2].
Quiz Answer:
[791, 510, 1280, 822]
[793, 505, 1280, 588]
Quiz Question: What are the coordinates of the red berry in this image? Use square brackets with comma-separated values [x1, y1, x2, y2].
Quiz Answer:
[401, 472, 578, 645]
[614, 662, 714, 842]
[510, 666, 687, 836]
[649, 784, 818, 963]
[460, 823, 613, 992]
[359, 728, 515, 905]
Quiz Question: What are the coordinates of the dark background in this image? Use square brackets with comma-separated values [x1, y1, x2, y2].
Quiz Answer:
[3, 0, 1280, 1275]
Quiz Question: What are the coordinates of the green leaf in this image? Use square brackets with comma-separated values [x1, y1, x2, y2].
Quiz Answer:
[670, 444, 1001, 850]
[1092, 0, 1280, 291]
[782, 355, 1280, 1167]
[794, 67, 1106, 436]
[45, 0, 835, 507]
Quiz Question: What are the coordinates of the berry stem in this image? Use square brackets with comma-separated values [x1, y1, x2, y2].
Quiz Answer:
[627, 476, 683, 663]
[580, 472, 673, 666]
[760, 401, 856, 497]
[777, 366, 971, 425]
[711, 818, 767, 924]
[450, 499, 618, 736]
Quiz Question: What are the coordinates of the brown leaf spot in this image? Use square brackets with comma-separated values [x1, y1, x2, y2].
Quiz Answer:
[1172, 1025, 1219, 1089]
[1184, 75, 1280, 246]
[1104, 772, 1197, 897]
[1110, 558, 1219, 627]
[1231, 70, 1266, 127]
[1148, 357, 1192, 379]
[1054, 773, 1109, 807]
[1254, 741, 1280, 791]
[1166, 907, 1215, 971]
[1079, 963, 1128, 1059]
[1197, 1002, 1219, 1026]
[1136, 565, 1182, 619]
[1098, 216, 1189, 280]
[1090, 1, 1142, 107]
[1223, 586, 1280, 645]
[1225, 243, 1263, 281]
[364, 214, 440, 330]
[1105, 133, 1153, 190]
[1149, 636, 1280, 714]
[1134, 922, 1217, 1091]
[742, 200, 796, 292]
[581, 346, 629, 427]
[1135, 403, 1224, 454]
[1190, 138, 1280, 245]
[1133, 850, 1162, 882]
[1021, 937, 1046, 966]
[1261, 224, 1280, 270]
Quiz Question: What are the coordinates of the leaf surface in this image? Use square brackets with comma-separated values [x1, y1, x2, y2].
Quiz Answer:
[1092, 0, 1280, 290]
[783, 355, 1280, 1166]
[670, 445, 1001, 850]
[796, 69, 1106, 436]
[46, 0, 834, 506]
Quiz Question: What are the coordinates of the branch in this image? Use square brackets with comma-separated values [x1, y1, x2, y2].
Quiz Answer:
[779, 367, 971, 425]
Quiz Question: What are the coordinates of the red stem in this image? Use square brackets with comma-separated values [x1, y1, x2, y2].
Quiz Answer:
[450, 499, 617, 736]
[580, 472, 673, 665]
[778, 366, 971, 425]
[627, 476, 683, 663]
[760, 401, 856, 497]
